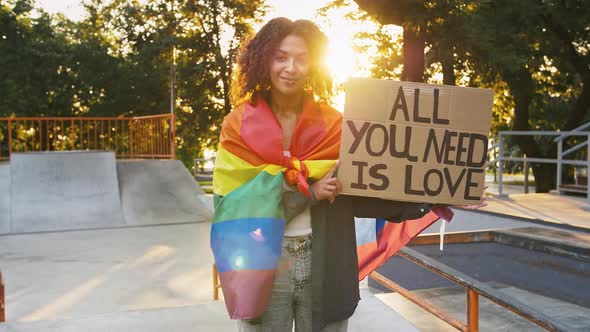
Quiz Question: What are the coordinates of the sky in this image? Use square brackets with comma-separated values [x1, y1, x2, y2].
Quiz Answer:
[37, 0, 86, 21]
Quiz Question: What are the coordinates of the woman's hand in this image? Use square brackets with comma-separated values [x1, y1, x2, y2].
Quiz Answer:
[311, 161, 342, 203]
[456, 184, 489, 209]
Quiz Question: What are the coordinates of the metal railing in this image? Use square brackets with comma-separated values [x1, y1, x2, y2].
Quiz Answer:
[213, 264, 221, 301]
[211, 244, 567, 332]
[554, 122, 590, 195]
[369, 245, 569, 331]
[489, 123, 590, 203]
[0, 114, 176, 160]
[194, 157, 215, 178]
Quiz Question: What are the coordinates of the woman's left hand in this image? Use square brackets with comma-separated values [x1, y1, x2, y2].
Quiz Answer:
[311, 161, 342, 203]
[455, 184, 489, 210]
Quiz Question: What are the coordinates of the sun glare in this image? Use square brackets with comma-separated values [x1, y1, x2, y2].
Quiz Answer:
[325, 27, 359, 84]
[264, 0, 374, 83]
[264, 0, 382, 109]
[39, 0, 393, 110]
[40, 0, 376, 88]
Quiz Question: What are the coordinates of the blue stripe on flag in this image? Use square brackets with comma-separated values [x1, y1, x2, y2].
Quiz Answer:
[211, 217, 285, 273]
[355, 218, 387, 246]
[375, 218, 386, 234]
[355, 217, 376, 246]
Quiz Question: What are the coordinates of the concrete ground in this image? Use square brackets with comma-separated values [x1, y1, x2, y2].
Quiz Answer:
[483, 193, 590, 229]
[0, 223, 216, 322]
[2, 170, 590, 330]
[0, 221, 419, 331]
[485, 173, 536, 194]
[1, 153, 418, 331]
[0, 302, 235, 332]
[0, 288, 418, 332]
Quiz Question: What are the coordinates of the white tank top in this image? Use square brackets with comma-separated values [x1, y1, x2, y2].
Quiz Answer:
[284, 206, 312, 237]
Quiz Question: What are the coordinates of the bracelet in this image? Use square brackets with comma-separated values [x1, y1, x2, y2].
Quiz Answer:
[308, 185, 317, 201]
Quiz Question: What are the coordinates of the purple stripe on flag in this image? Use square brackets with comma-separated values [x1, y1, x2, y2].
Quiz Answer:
[219, 269, 276, 319]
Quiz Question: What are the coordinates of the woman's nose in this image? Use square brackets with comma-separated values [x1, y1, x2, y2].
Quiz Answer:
[285, 58, 296, 72]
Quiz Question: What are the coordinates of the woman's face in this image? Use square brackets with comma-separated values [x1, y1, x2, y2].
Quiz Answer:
[269, 34, 310, 97]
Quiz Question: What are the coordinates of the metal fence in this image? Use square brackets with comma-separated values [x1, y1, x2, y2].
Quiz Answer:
[489, 122, 590, 204]
[0, 114, 175, 160]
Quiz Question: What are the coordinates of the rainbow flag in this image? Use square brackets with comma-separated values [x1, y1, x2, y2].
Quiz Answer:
[355, 204, 453, 280]
[211, 95, 452, 319]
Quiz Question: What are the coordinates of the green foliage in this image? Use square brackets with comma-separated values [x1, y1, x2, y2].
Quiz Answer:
[325, 0, 589, 192]
[356, 28, 404, 80]
[0, 0, 266, 169]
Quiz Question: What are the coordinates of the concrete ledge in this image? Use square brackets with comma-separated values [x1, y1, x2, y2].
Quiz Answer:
[0, 163, 10, 233]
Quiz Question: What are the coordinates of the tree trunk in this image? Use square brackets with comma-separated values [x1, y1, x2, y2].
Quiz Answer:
[402, 26, 425, 83]
[507, 67, 555, 192]
[508, 68, 538, 155]
[441, 51, 456, 86]
[541, 13, 590, 131]
[564, 74, 590, 131]
[531, 163, 556, 193]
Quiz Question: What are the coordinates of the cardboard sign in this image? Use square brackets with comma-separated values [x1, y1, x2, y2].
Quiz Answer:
[338, 78, 494, 206]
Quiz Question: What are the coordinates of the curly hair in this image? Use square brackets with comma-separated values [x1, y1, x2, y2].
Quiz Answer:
[231, 17, 332, 105]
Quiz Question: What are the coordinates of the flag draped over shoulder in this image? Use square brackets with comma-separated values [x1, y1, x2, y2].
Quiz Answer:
[355, 203, 453, 280]
[211, 95, 453, 320]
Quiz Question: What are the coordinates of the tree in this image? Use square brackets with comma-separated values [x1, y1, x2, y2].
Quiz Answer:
[320, 0, 473, 85]
[0, 0, 136, 117]
[0, 0, 77, 117]
[1, 0, 266, 169]
[172, 0, 267, 166]
[351, 0, 428, 82]
[327, 0, 589, 193]
[463, 0, 590, 192]
[92, 0, 267, 167]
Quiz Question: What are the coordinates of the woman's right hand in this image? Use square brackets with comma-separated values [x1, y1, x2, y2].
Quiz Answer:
[311, 161, 342, 203]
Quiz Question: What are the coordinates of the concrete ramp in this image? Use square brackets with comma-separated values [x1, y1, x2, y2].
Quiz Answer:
[3, 152, 210, 234]
[0, 163, 10, 233]
[117, 160, 212, 225]
[9, 151, 125, 233]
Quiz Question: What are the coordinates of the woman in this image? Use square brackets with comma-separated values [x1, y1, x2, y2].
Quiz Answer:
[211, 17, 481, 332]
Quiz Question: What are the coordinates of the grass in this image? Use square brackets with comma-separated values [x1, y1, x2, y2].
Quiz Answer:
[499, 180, 536, 186]
[198, 180, 213, 194]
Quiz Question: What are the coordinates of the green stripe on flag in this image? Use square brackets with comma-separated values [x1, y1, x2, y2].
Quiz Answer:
[213, 171, 285, 224]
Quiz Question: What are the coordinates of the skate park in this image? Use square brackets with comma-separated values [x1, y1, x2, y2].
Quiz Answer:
[3, 0, 590, 330]
[0, 132, 589, 331]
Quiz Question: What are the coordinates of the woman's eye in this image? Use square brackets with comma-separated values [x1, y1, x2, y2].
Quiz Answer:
[297, 58, 309, 66]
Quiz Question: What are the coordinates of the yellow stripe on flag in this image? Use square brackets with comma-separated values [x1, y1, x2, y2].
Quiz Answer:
[213, 146, 283, 196]
[304, 160, 337, 180]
